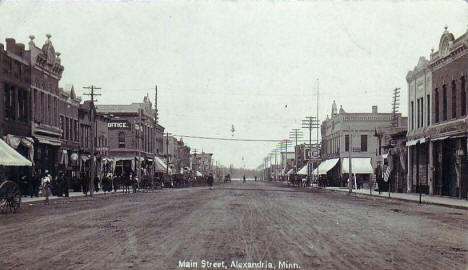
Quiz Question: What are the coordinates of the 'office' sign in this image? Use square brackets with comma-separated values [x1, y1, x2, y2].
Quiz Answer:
[108, 121, 130, 129]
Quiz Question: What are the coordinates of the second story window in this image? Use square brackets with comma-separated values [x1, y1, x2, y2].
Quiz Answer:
[411, 101, 414, 130]
[435, 89, 439, 123]
[361, 135, 368, 152]
[118, 131, 125, 148]
[443, 84, 447, 121]
[345, 135, 349, 152]
[461, 76, 466, 116]
[427, 95, 431, 126]
[452, 80, 457, 119]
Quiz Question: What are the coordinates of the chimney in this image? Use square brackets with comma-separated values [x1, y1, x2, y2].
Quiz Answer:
[372, 105, 378, 114]
[5, 38, 15, 52]
[15, 43, 25, 56]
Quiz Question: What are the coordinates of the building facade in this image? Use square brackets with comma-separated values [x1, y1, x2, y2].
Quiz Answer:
[0, 38, 34, 164]
[321, 101, 398, 186]
[426, 27, 468, 198]
[29, 35, 64, 176]
[96, 95, 164, 177]
[190, 152, 213, 174]
[406, 56, 432, 194]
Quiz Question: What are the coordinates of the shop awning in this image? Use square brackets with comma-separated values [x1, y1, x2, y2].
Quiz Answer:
[112, 156, 135, 162]
[34, 135, 61, 146]
[0, 138, 32, 167]
[286, 168, 294, 175]
[431, 136, 449, 142]
[406, 137, 426, 146]
[297, 164, 309, 175]
[312, 158, 339, 175]
[342, 158, 373, 174]
[154, 156, 172, 173]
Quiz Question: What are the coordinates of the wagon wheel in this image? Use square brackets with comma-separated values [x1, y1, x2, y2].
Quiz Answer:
[0, 180, 21, 214]
[0, 197, 8, 213]
[9, 188, 21, 213]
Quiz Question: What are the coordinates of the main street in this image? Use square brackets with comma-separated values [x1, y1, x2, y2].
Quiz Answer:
[1, 181, 467, 270]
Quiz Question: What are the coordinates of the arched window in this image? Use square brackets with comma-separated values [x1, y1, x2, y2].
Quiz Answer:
[118, 132, 125, 148]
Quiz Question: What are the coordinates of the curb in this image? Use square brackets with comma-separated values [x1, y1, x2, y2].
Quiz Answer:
[325, 188, 468, 210]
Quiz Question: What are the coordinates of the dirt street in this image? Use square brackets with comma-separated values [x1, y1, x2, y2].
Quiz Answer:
[1, 181, 467, 270]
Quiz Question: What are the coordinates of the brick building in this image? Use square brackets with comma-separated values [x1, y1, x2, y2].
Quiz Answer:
[28, 35, 64, 175]
[426, 27, 468, 198]
[320, 101, 398, 186]
[57, 84, 81, 180]
[0, 37, 34, 163]
[406, 55, 432, 194]
[190, 152, 213, 175]
[162, 136, 191, 173]
[96, 95, 164, 177]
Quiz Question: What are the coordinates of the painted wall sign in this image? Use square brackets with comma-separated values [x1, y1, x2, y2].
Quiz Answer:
[108, 121, 130, 129]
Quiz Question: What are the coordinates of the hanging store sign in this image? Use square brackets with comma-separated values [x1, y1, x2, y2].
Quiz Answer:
[108, 121, 130, 129]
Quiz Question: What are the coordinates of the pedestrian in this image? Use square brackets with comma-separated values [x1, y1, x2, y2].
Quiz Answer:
[243, 175, 246, 183]
[207, 173, 214, 190]
[63, 172, 70, 197]
[81, 172, 89, 196]
[113, 174, 120, 193]
[132, 175, 137, 193]
[94, 176, 100, 193]
[57, 171, 64, 197]
[40, 173, 52, 205]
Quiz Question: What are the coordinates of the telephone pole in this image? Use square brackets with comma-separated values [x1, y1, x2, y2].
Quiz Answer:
[392, 87, 401, 126]
[316, 79, 320, 176]
[289, 129, 303, 172]
[348, 125, 354, 193]
[302, 116, 319, 183]
[83, 85, 101, 197]
[166, 132, 171, 175]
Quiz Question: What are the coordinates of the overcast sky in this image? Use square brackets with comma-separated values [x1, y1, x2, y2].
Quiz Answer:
[1, 0, 467, 169]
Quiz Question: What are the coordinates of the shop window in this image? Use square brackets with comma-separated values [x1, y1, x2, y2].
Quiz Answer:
[119, 132, 125, 148]
[361, 135, 367, 152]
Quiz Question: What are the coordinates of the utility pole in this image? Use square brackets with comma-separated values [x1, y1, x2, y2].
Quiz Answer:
[348, 125, 353, 193]
[137, 108, 143, 185]
[302, 116, 319, 183]
[83, 85, 101, 197]
[392, 87, 401, 126]
[166, 132, 171, 175]
[316, 79, 320, 177]
[289, 129, 303, 172]
[154, 84, 159, 124]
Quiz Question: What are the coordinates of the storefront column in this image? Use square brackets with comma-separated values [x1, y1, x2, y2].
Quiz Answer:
[407, 146, 413, 193]
[428, 141, 434, 195]
[438, 142, 443, 195]
[456, 139, 462, 199]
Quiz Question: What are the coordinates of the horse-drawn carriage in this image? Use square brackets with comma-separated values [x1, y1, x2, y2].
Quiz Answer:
[224, 174, 231, 183]
[0, 180, 21, 213]
[0, 138, 33, 214]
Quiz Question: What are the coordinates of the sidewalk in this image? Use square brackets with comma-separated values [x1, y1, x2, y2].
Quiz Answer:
[325, 186, 468, 210]
[21, 189, 127, 204]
